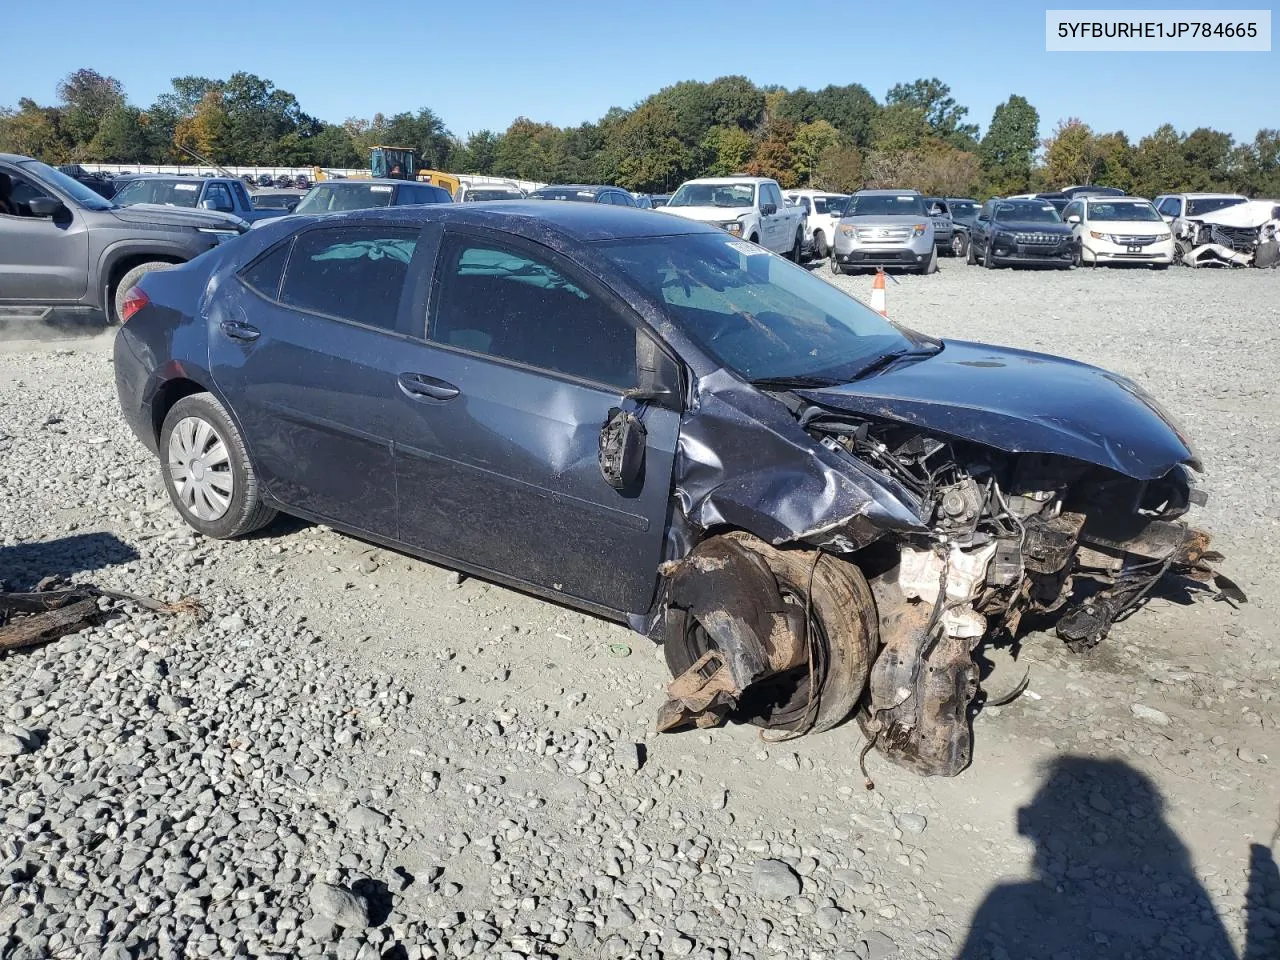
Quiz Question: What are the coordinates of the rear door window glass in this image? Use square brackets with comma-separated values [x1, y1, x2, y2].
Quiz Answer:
[429, 236, 636, 390]
[279, 226, 420, 331]
[239, 240, 292, 300]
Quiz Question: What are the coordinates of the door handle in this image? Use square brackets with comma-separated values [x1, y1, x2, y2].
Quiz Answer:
[220, 319, 260, 343]
[397, 372, 459, 401]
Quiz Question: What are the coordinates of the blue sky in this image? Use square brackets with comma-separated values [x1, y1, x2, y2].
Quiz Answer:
[2, 0, 1275, 143]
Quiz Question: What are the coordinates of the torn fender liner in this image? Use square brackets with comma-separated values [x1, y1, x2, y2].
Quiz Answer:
[673, 368, 927, 547]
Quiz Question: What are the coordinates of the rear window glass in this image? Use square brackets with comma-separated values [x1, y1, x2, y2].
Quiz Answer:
[279, 227, 419, 331]
[239, 241, 292, 300]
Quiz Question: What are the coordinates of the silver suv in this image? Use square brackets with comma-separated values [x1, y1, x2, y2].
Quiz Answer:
[830, 189, 937, 275]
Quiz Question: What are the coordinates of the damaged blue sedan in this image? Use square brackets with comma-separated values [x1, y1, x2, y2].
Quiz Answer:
[113, 202, 1241, 777]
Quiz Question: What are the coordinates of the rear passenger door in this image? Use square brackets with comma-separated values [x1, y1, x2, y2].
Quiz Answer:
[208, 223, 425, 537]
[390, 227, 682, 617]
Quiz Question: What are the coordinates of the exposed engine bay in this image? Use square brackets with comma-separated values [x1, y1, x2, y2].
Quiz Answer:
[657, 402, 1244, 779]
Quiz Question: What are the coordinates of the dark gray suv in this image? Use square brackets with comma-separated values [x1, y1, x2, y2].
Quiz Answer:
[0, 153, 248, 326]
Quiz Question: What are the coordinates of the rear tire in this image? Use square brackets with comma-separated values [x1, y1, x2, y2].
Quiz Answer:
[788, 229, 803, 263]
[966, 240, 977, 265]
[159, 393, 276, 539]
[951, 232, 969, 258]
[112, 261, 176, 324]
[922, 247, 939, 275]
[828, 255, 845, 276]
[813, 231, 828, 259]
[984, 246, 999, 269]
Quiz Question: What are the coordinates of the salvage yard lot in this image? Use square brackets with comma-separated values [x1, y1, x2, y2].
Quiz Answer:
[1, 264, 1278, 959]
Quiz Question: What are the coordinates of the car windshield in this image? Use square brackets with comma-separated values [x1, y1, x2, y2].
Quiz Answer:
[465, 189, 522, 202]
[845, 193, 926, 217]
[996, 202, 1062, 223]
[813, 195, 846, 214]
[1088, 201, 1161, 222]
[1187, 197, 1247, 216]
[601, 232, 925, 383]
[528, 188, 598, 202]
[17, 160, 115, 210]
[949, 201, 978, 218]
[294, 184, 396, 213]
[112, 178, 205, 208]
[668, 183, 756, 208]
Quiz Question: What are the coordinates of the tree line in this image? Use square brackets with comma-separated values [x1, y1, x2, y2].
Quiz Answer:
[3, 69, 1278, 198]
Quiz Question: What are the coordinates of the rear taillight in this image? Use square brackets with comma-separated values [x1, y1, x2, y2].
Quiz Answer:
[120, 286, 150, 323]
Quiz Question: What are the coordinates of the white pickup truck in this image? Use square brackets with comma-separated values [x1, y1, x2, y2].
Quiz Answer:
[661, 176, 807, 260]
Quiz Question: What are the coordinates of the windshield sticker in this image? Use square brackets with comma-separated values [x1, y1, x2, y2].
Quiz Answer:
[370, 186, 393, 193]
[897, 195, 914, 201]
[726, 240, 767, 256]
[1042, 205, 1054, 211]
[174, 183, 198, 191]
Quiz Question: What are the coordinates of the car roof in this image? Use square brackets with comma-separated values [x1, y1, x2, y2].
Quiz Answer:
[530, 184, 614, 193]
[277, 200, 713, 242]
[1168, 192, 1247, 199]
[855, 188, 922, 196]
[682, 177, 770, 186]
[310, 178, 410, 187]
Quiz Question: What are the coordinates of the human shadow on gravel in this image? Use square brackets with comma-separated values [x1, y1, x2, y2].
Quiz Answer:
[955, 756, 1237, 960]
[1245, 824, 1280, 960]
[0, 532, 139, 589]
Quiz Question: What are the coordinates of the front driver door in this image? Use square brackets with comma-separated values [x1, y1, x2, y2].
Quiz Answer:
[392, 228, 681, 617]
[0, 162, 90, 303]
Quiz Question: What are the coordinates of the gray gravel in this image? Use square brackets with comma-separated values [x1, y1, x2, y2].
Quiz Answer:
[2, 262, 1278, 959]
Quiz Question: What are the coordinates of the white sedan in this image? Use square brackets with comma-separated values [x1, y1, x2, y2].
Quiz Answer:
[1062, 196, 1174, 268]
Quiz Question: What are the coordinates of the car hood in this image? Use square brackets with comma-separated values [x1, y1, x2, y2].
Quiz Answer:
[1188, 199, 1279, 227]
[841, 214, 928, 225]
[661, 205, 752, 222]
[796, 339, 1198, 480]
[995, 220, 1073, 234]
[111, 204, 247, 231]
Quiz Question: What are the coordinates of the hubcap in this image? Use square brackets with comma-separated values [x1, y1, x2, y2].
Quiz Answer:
[167, 416, 234, 521]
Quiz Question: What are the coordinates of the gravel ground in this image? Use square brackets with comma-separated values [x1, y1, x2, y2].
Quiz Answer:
[1, 261, 1278, 960]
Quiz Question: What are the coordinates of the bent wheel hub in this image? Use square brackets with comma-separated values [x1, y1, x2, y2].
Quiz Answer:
[168, 416, 234, 522]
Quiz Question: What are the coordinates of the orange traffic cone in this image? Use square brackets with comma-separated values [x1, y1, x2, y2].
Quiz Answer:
[870, 268, 888, 317]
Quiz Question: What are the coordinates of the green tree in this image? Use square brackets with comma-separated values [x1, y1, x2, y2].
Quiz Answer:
[1181, 127, 1233, 190]
[173, 91, 232, 163]
[1092, 131, 1135, 192]
[979, 95, 1039, 194]
[701, 125, 754, 176]
[0, 99, 71, 161]
[1042, 118, 1100, 187]
[870, 103, 931, 153]
[814, 144, 864, 192]
[605, 102, 690, 191]
[457, 130, 501, 174]
[812, 84, 879, 148]
[789, 120, 840, 186]
[1129, 123, 1186, 197]
[56, 69, 125, 149]
[89, 105, 151, 162]
[886, 78, 977, 149]
[746, 118, 800, 188]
